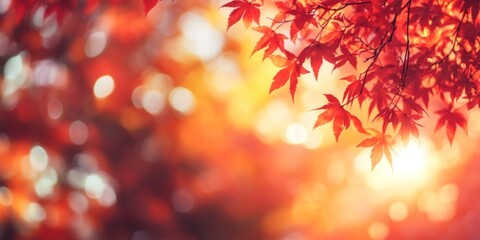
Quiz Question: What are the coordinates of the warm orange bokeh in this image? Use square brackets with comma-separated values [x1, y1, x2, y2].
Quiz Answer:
[0, 0, 479, 239]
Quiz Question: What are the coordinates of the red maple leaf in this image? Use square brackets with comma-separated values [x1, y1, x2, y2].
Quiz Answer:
[371, 0, 383, 14]
[397, 112, 422, 145]
[334, 45, 358, 70]
[340, 75, 365, 106]
[297, 43, 335, 80]
[319, 21, 342, 47]
[251, 26, 287, 59]
[143, 0, 158, 15]
[222, 0, 261, 30]
[374, 108, 399, 133]
[435, 107, 468, 145]
[314, 94, 365, 141]
[357, 129, 393, 170]
[268, 53, 308, 100]
[217, 0, 480, 161]
[462, 0, 479, 21]
[288, 2, 318, 42]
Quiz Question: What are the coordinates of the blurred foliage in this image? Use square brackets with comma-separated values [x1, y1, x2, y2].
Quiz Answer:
[0, 0, 479, 239]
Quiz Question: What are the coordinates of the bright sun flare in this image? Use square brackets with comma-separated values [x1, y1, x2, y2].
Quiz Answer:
[393, 142, 428, 178]
[356, 138, 439, 195]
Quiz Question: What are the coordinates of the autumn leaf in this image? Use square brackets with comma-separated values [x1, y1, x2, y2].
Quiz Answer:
[374, 108, 399, 133]
[288, 2, 318, 42]
[402, 98, 426, 115]
[143, 0, 158, 15]
[270, 63, 294, 93]
[357, 129, 393, 170]
[320, 22, 342, 46]
[221, 0, 480, 152]
[269, 55, 288, 67]
[334, 46, 358, 70]
[251, 26, 287, 59]
[467, 94, 480, 110]
[314, 94, 365, 141]
[340, 75, 363, 105]
[297, 44, 334, 80]
[463, 0, 479, 20]
[397, 112, 422, 145]
[269, 54, 308, 100]
[222, 0, 261, 30]
[435, 107, 468, 145]
[371, 0, 383, 14]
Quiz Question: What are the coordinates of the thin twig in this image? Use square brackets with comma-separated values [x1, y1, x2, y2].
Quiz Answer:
[400, 0, 412, 88]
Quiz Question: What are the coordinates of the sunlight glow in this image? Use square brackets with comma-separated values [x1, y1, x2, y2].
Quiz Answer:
[29, 145, 49, 172]
[417, 183, 459, 222]
[254, 99, 293, 143]
[34, 167, 58, 197]
[131, 85, 146, 109]
[392, 142, 428, 178]
[389, 201, 408, 222]
[32, 6, 45, 28]
[67, 169, 86, 189]
[368, 222, 389, 240]
[84, 171, 116, 206]
[5, 54, 22, 80]
[303, 131, 323, 149]
[84, 174, 107, 199]
[33, 59, 60, 86]
[169, 87, 195, 114]
[206, 55, 241, 97]
[93, 75, 115, 99]
[142, 89, 165, 115]
[180, 12, 224, 60]
[284, 123, 308, 145]
[326, 161, 345, 185]
[356, 138, 439, 198]
[2, 52, 30, 110]
[438, 183, 459, 204]
[24, 202, 46, 223]
[98, 185, 116, 207]
[40, 14, 58, 38]
[85, 31, 107, 58]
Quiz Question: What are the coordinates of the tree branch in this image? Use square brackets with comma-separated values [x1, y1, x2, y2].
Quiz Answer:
[400, 0, 412, 88]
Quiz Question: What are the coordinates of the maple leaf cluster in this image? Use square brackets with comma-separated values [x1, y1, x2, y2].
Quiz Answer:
[223, 0, 480, 169]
